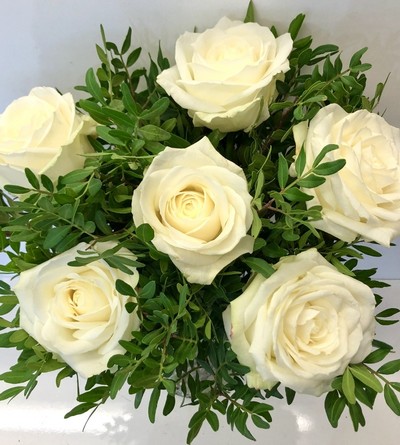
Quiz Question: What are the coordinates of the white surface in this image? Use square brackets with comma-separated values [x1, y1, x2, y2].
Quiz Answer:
[0, 281, 399, 445]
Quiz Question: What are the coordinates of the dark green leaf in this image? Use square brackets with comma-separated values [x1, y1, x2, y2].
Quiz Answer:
[288, 13, 305, 40]
[25, 168, 40, 189]
[384, 384, 400, 415]
[148, 387, 161, 423]
[85, 68, 106, 104]
[312, 144, 339, 167]
[244, 0, 255, 23]
[136, 223, 155, 242]
[297, 174, 326, 188]
[242, 257, 275, 278]
[349, 47, 368, 68]
[43, 226, 72, 249]
[64, 402, 96, 418]
[277, 153, 288, 189]
[60, 168, 95, 185]
[283, 188, 313, 202]
[121, 27, 132, 54]
[116, 279, 136, 296]
[140, 97, 170, 120]
[313, 159, 346, 176]
[377, 359, 400, 375]
[3, 185, 31, 194]
[127, 47, 142, 67]
[0, 386, 25, 401]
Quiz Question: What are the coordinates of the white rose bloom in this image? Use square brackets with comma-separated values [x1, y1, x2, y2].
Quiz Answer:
[0, 87, 95, 189]
[223, 249, 376, 396]
[157, 17, 293, 132]
[293, 103, 400, 246]
[13, 242, 140, 379]
[132, 136, 254, 285]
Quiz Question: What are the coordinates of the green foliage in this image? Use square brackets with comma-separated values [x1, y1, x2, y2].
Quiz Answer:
[0, 3, 398, 444]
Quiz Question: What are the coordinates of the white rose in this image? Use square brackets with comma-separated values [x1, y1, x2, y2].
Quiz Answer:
[132, 136, 254, 285]
[223, 249, 375, 396]
[13, 242, 140, 378]
[293, 103, 400, 246]
[0, 87, 95, 189]
[157, 17, 293, 132]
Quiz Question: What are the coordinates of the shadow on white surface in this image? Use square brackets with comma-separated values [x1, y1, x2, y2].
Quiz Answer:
[1, 282, 399, 445]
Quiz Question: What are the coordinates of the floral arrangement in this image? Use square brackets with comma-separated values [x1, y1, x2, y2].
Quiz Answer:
[1, 2, 400, 442]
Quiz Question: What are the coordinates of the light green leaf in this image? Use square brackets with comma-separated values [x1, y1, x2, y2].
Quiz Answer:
[342, 368, 356, 404]
[349, 364, 383, 393]
[138, 125, 170, 141]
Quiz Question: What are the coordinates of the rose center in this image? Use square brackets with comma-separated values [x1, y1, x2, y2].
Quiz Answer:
[207, 37, 249, 62]
[164, 186, 221, 241]
[68, 288, 86, 316]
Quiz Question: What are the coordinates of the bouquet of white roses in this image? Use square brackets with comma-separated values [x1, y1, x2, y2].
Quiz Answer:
[0, 2, 399, 442]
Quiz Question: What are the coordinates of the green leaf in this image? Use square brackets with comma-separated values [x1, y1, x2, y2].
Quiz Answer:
[43, 226, 72, 249]
[25, 168, 40, 189]
[139, 281, 156, 300]
[136, 223, 154, 242]
[0, 386, 25, 401]
[349, 364, 383, 393]
[138, 125, 170, 141]
[206, 411, 219, 432]
[140, 97, 170, 120]
[313, 159, 346, 176]
[244, 0, 255, 23]
[127, 47, 142, 67]
[242, 257, 275, 278]
[295, 146, 306, 176]
[285, 387, 296, 405]
[40, 174, 54, 192]
[384, 384, 400, 415]
[348, 402, 366, 431]
[110, 370, 129, 399]
[354, 244, 382, 257]
[277, 153, 289, 189]
[251, 414, 270, 429]
[302, 94, 327, 104]
[349, 47, 368, 68]
[342, 368, 356, 404]
[64, 402, 97, 418]
[363, 348, 392, 364]
[376, 308, 400, 318]
[377, 359, 400, 375]
[121, 27, 132, 54]
[163, 394, 176, 415]
[3, 185, 31, 194]
[60, 167, 95, 185]
[85, 68, 106, 104]
[297, 174, 326, 188]
[116, 279, 136, 296]
[312, 144, 339, 167]
[148, 387, 161, 423]
[283, 188, 313, 202]
[288, 13, 305, 40]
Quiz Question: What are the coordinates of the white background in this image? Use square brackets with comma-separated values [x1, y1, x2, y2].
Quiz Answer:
[0, 1, 400, 443]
